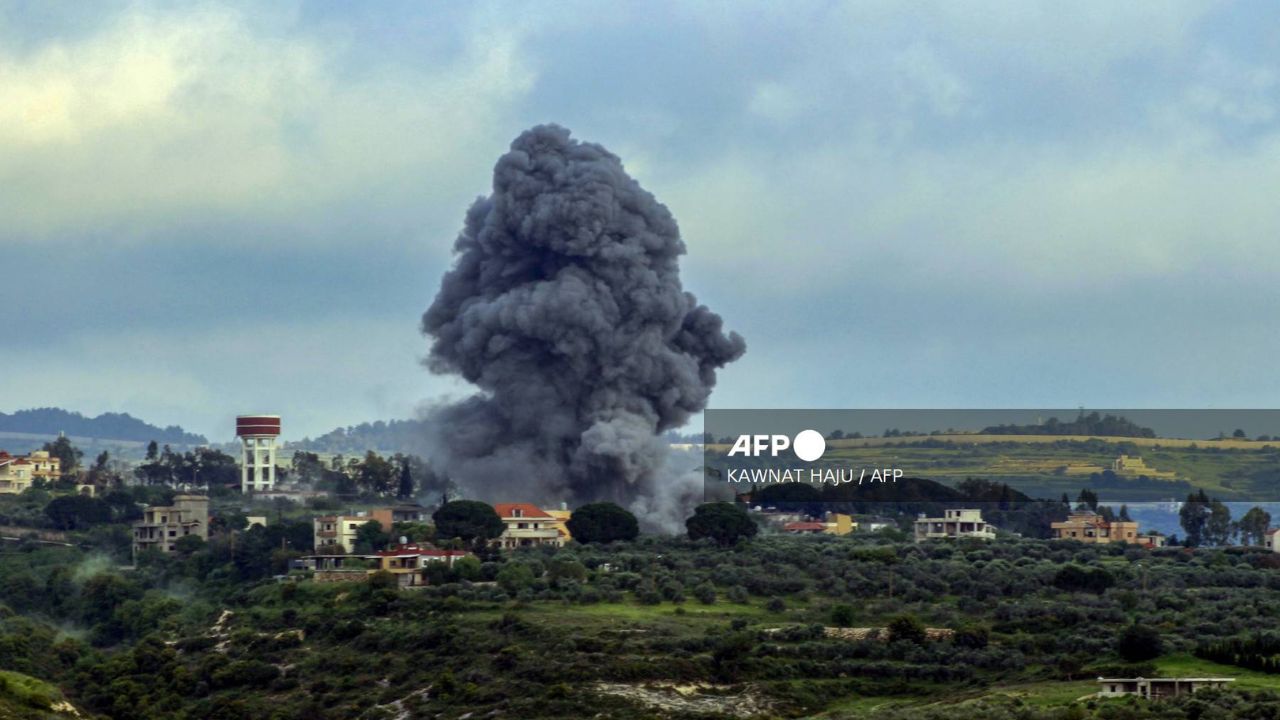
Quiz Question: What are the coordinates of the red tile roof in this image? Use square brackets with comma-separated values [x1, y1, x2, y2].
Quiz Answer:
[783, 521, 827, 532]
[492, 503, 553, 519]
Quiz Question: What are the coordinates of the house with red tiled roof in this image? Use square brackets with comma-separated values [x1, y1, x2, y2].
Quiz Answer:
[783, 521, 827, 534]
[493, 503, 566, 550]
[0, 449, 91, 497]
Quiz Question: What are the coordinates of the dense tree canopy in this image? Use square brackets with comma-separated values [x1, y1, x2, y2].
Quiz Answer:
[432, 500, 504, 543]
[565, 502, 638, 544]
[686, 503, 758, 546]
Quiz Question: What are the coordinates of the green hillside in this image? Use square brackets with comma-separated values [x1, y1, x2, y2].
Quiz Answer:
[0, 671, 81, 720]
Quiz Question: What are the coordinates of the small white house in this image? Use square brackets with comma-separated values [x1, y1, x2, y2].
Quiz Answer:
[1097, 677, 1233, 700]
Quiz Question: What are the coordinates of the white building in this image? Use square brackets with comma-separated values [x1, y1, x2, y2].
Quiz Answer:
[1097, 677, 1233, 700]
[492, 503, 566, 550]
[913, 508, 997, 542]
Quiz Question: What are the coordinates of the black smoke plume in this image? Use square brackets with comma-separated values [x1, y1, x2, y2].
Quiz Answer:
[422, 124, 745, 529]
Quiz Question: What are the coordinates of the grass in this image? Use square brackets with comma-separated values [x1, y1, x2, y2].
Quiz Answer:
[1155, 653, 1280, 692]
[0, 670, 78, 719]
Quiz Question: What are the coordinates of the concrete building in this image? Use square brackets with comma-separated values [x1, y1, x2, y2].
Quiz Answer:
[781, 513, 854, 536]
[1265, 528, 1280, 552]
[913, 509, 997, 542]
[0, 450, 63, 494]
[303, 544, 472, 587]
[1111, 455, 1177, 479]
[25, 450, 61, 482]
[1137, 532, 1167, 548]
[1096, 677, 1233, 700]
[493, 503, 566, 549]
[546, 505, 574, 542]
[371, 504, 428, 529]
[0, 452, 33, 494]
[314, 506, 428, 553]
[313, 513, 374, 554]
[237, 415, 281, 493]
[133, 494, 209, 556]
[1052, 510, 1140, 544]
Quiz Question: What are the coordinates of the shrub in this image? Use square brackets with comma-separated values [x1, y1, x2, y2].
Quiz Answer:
[830, 604, 857, 627]
[1117, 623, 1163, 662]
[887, 614, 926, 644]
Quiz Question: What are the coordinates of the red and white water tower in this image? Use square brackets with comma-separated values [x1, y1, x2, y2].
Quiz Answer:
[236, 415, 281, 493]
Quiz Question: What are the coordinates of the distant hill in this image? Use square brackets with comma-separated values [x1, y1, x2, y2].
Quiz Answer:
[288, 418, 432, 456]
[981, 411, 1156, 438]
[0, 408, 206, 445]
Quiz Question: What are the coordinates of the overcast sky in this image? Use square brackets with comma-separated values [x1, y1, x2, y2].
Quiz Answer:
[4, 1, 1280, 442]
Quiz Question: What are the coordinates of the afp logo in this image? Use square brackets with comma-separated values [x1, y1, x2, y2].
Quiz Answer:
[727, 429, 826, 462]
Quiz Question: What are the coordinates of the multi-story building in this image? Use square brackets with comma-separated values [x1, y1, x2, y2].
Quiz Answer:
[313, 513, 374, 554]
[0, 450, 63, 494]
[25, 450, 61, 481]
[1051, 510, 1140, 544]
[545, 505, 574, 542]
[913, 509, 997, 542]
[371, 504, 428, 530]
[313, 506, 428, 553]
[304, 544, 472, 586]
[132, 494, 209, 556]
[493, 503, 566, 550]
[1111, 454, 1177, 479]
[0, 452, 33, 494]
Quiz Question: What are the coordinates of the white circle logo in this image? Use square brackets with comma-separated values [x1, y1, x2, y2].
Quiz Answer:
[793, 429, 826, 462]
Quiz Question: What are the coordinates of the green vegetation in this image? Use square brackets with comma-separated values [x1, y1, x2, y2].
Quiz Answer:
[0, 670, 81, 719]
[432, 500, 505, 543]
[565, 502, 638, 544]
[1, 529, 1280, 718]
[779, 436, 1280, 500]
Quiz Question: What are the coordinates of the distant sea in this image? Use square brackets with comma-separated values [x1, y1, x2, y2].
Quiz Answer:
[1099, 501, 1280, 541]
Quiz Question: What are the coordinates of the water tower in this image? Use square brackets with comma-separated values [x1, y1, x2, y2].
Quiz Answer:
[236, 415, 281, 493]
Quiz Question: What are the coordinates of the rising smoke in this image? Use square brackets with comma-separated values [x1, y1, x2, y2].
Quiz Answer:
[422, 124, 745, 530]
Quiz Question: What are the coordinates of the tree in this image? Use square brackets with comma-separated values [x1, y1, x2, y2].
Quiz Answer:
[357, 451, 396, 495]
[173, 534, 206, 556]
[1180, 490, 1211, 547]
[1053, 564, 1114, 594]
[42, 436, 83, 477]
[1239, 506, 1272, 547]
[1207, 500, 1233, 546]
[354, 520, 390, 553]
[496, 562, 535, 594]
[396, 457, 414, 500]
[830, 604, 857, 627]
[432, 501, 504, 543]
[566, 502, 639, 544]
[685, 503, 758, 546]
[45, 495, 112, 530]
[887, 614, 926, 644]
[1076, 488, 1099, 512]
[1118, 504, 1132, 522]
[953, 623, 990, 649]
[1117, 623, 1163, 662]
[1233, 428, 1247, 439]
